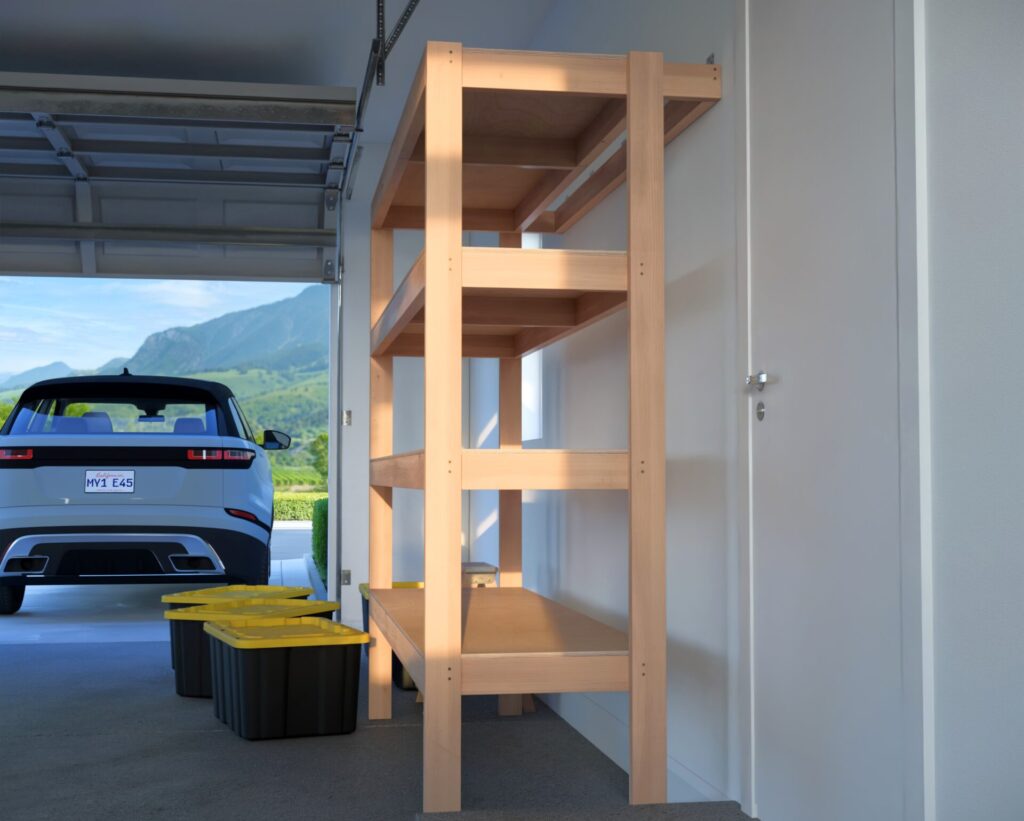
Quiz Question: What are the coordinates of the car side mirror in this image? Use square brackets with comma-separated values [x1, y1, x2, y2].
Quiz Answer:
[262, 430, 291, 451]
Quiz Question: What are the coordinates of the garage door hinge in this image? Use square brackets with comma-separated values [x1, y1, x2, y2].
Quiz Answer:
[323, 257, 340, 283]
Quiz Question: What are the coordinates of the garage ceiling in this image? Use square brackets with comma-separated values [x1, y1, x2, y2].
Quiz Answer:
[0, 0, 555, 281]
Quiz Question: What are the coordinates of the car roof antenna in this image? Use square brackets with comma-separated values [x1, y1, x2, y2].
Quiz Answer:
[122, 367, 131, 376]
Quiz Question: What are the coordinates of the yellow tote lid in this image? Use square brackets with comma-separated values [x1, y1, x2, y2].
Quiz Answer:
[359, 580, 423, 600]
[204, 617, 368, 649]
[164, 598, 337, 622]
[161, 585, 312, 605]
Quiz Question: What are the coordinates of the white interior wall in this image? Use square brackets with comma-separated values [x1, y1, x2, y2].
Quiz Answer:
[925, 3, 1024, 819]
[337, 141, 423, 618]
[483, 0, 742, 802]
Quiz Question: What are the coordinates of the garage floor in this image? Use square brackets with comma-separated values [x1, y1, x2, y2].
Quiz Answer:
[0, 526, 751, 821]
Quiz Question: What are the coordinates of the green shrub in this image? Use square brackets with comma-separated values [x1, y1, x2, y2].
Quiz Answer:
[311, 497, 328, 584]
[273, 491, 327, 521]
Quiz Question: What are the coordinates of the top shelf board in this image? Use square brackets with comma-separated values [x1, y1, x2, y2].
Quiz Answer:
[371, 45, 721, 234]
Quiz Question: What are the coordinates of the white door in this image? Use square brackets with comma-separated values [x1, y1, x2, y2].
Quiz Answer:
[747, 1, 906, 819]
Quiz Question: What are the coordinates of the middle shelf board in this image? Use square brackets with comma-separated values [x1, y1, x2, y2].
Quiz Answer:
[371, 247, 628, 359]
[370, 449, 629, 490]
[368, 587, 630, 695]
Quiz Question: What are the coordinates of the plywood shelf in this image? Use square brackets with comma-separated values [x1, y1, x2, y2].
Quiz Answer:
[370, 246, 628, 359]
[371, 48, 720, 234]
[368, 587, 629, 695]
[370, 449, 628, 490]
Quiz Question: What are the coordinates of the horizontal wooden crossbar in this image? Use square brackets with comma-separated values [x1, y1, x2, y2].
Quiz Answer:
[369, 449, 629, 490]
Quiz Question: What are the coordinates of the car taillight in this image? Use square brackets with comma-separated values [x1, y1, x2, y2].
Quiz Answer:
[226, 508, 259, 523]
[0, 448, 33, 461]
[223, 449, 256, 462]
[186, 448, 222, 461]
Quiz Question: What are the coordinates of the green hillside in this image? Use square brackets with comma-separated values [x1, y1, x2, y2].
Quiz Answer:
[187, 366, 328, 468]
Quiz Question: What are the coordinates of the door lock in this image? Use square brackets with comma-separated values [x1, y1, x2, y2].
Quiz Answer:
[746, 371, 776, 391]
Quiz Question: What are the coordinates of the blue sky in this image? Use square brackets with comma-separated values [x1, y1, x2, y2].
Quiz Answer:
[0, 277, 307, 376]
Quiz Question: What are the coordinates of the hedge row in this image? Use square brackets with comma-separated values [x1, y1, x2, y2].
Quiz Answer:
[273, 492, 327, 522]
[311, 497, 329, 584]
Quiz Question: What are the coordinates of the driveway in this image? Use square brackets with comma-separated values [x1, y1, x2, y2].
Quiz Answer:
[0, 521, 316, 645]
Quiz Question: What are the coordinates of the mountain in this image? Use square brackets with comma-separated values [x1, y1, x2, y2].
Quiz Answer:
[124, 285, 328, 376]
[0, 361, 75, 390]
[92, 357, 130, 375]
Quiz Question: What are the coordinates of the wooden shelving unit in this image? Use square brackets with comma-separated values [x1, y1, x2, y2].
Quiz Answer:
[367, 42, 720, 813]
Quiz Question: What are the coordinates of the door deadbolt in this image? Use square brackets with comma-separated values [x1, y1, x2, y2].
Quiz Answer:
[756, 401, 766, 421]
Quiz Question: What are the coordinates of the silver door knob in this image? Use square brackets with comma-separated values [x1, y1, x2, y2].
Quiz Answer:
[746, 372, 775, 391]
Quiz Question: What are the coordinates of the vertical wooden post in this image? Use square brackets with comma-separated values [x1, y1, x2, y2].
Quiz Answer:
[627, 50, 667, 804]
[422, 40, 463, 814]
[368, 228, 395, 721]
[496, 233, 525, 717]
[497, 231, 524, 591]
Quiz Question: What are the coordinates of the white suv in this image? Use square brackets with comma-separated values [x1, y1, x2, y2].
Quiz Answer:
[0, 373, 290, 614]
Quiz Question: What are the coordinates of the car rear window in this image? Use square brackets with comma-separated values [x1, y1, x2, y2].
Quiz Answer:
[6, 394, 222, 436]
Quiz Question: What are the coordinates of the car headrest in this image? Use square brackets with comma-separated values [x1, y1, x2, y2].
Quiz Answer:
[173, 417, 206, 435]
[82, 411, 113, 434]
[51, 416, 88, 434]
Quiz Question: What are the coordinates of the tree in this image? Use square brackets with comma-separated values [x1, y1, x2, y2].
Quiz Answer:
[310, 431, 330, 487]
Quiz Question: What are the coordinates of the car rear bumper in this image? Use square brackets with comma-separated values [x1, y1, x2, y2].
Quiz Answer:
[0, 507, 270, 586]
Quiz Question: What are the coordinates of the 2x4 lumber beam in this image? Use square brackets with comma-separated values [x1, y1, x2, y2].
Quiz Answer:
[496, 235, 526, 718]
[369, 595, 426, 691]
[462, 49, 720, 100]
[462, 449, 628, 490]
[462, 295, 576, 327]
[515, 291, 627, 357]
[512, 98, 625, 231]
[370, 450, 425, 489]
[551, 146, 627, 235]
[497, 234, 525, 587]
[498, 357, 524, 585]
[381, 205, 516, 232]
[368, 228, 395, 721]
[462, 247, 627, 292]
[627, 51, 667, 806]
[527, 98, 717, 235]
[462, 653, 629, 695]
[411, 134, 577, 169]
[387, 333, 518, 358]
[422, 41, 464, 815]
[370, 250, 425, 355]
[371, 54, 426, 229]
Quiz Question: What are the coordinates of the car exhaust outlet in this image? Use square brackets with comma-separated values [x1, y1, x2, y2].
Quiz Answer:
[169, 555, 216, 573]
[3, 556, 48, 573]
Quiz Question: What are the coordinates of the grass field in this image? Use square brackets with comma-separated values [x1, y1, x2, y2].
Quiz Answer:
[271, 464, 322, 490]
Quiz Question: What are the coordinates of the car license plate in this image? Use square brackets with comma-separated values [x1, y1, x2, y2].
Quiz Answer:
[84, 470, 135, 494]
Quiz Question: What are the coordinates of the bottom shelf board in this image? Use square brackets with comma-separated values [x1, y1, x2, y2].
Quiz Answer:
[368, 587, 629, 695]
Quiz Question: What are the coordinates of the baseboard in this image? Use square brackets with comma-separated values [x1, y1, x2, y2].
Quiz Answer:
[541, 692, 730, 804]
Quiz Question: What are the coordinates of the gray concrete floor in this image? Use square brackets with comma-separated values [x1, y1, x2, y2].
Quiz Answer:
[0, 521, 751, 821]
